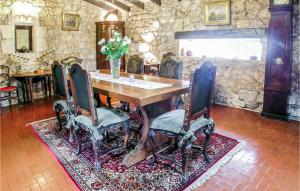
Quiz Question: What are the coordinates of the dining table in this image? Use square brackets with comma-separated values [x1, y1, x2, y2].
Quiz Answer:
[90, 70, 189, 167]
[12, 70, 52, 103]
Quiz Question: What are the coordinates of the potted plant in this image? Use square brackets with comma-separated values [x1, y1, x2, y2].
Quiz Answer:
[98, 32, 131, 79]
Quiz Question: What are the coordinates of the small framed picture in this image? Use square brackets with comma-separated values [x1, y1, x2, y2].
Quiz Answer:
[204, 0, 231, 26]
[62, 13, 80, 31]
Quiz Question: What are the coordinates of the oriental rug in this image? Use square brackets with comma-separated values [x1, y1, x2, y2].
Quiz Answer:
[27, 117, 245, 191]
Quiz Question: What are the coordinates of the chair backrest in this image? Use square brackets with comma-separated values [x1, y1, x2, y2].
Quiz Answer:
[52, 61, 66, 99]
[61, 57, 83, 66]
[69, 64, 98, 125]
[127, 54, 144, 74]
[183, 61, 217, 131]
[159, 52, 183, 80]
[0, 65, 10, 87]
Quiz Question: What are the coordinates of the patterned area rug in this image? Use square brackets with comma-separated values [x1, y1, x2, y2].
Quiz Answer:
[28, 117, 245, 191]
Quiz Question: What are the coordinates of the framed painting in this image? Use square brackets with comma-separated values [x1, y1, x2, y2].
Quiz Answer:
[62, 13, 80, 31]
[204, 0, 231, 25]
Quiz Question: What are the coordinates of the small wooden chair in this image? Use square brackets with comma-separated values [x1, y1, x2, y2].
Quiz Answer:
[69, 64, 131, 171]
[148, 61, 217, 182]
[0, 65, 20, 107]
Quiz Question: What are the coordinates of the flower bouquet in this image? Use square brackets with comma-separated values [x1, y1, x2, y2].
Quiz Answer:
[98, 32, 131, 79]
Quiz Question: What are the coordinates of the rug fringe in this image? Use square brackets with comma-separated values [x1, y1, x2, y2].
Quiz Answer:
[184, 140, 247, 191]
[25, 117, 57, 127]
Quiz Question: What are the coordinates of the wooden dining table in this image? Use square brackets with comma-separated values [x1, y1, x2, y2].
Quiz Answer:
[12, 70, 52, 103]
[91, 70, 189, 167]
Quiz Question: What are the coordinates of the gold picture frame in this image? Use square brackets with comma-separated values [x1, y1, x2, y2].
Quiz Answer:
[204, 0, 231, 26]
[62, 13, 80, 31]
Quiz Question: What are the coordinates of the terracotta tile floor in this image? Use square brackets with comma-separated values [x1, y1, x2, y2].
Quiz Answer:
[1, 99, 299, 191]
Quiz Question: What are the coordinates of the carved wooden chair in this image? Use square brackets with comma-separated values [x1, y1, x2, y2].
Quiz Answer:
[148, 61, 217, 182]
[52, 61, 73, 134]
[0, 65, 20, 107]
[69, 64, 131, 171]
[159, 52, 184, 109]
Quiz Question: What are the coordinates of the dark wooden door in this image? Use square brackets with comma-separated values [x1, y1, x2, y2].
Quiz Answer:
[96, 21, 125, 71]
[262, 6, 293, 120]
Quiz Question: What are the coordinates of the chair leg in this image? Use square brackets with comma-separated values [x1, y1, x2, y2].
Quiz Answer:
[181, 142, 188, 183]
[203, 132, 211, 163]
[148, 130, 157, 165]
[16, 87, 21, 107]
[55, 110, 63, 132]
[106, 97, 112, 108]
[8, 92, 12, 107]
[92, 138, 102, 171]
[74, 128, 82, 155]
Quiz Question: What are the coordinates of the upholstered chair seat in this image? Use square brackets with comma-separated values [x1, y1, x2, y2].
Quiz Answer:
[150, 109, 214, 135]
[74, 107, 129, 130]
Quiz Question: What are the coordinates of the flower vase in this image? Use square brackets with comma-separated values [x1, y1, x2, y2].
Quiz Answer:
[110, 59, 121, 79]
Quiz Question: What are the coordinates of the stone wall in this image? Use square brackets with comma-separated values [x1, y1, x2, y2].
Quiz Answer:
[126, 0, 300, 120]
[0, 0, 108, 104]
[181, 57, 265, 112]
[0, 0, 109, 71]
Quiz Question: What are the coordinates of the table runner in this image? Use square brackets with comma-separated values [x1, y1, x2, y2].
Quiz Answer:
[90, 72, 173, 90]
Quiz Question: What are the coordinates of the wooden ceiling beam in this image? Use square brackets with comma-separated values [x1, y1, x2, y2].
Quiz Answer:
[125, 0, 144, 10]
[83, 0, 115, 11]
[150, 0, 162, 6]
[102, 0, 131, 12]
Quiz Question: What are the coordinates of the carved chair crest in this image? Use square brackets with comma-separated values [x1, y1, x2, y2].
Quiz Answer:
[127, 54, 144, 74]
[159, 52, 183, 80]
[61, 57, 83, 66]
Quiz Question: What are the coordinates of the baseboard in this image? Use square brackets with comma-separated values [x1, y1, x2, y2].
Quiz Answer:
[261, 111, 289, 121]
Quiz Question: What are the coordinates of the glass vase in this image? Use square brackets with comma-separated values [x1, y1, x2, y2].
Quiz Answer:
[110, 59, 121, 79]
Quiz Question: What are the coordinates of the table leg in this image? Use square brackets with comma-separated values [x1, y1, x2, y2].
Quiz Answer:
[122, 107, 149, 167]
[48, 76, 51, 97]
[43, 77, 48, 97]
[28, 78, 33, 102]
[24, 79, 30, 103]
[21, 80, 27, 103]
[122, 99, 173, 167]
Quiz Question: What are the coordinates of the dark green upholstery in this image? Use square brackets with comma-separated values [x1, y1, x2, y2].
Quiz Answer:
[127, 55, 144, 74]
[70, 64, 91, 112]
[52, 62, 66, 98]
[191, 62, 216, 115]
[150, 109, 211, 134]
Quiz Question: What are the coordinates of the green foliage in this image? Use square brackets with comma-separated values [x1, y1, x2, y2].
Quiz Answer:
[98, 32, 131, 61]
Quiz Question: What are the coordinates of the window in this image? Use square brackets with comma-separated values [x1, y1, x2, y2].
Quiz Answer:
[105, 13, 119, 21]
[179, 38, 263, 60]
